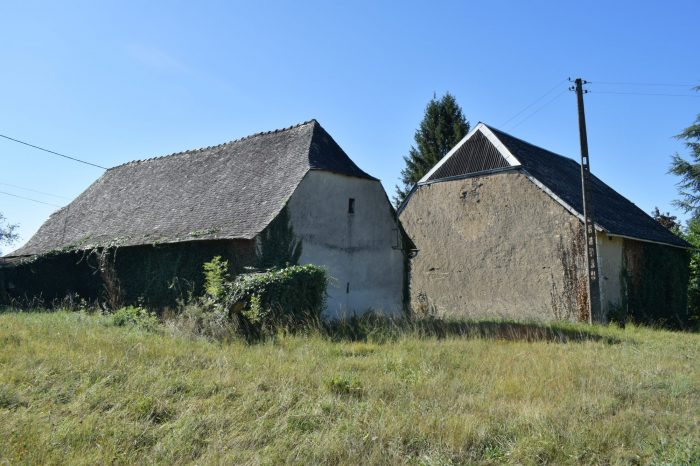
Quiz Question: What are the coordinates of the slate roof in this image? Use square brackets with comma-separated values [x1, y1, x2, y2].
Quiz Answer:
[413, 123, 690, 249]
[9, 120, 376, 257]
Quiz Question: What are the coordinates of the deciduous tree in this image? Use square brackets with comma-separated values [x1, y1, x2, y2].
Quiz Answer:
[0, 213, 18, 254]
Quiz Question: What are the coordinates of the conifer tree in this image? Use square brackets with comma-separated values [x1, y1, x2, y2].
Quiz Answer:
[669, 86, 700, 216]
[394, 93, 470, 207]
[669, 85, 700, 324]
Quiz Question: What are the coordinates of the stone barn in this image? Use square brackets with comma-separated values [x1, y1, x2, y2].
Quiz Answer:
[399, 123, 691, 325]
[2, 120, 411, 318]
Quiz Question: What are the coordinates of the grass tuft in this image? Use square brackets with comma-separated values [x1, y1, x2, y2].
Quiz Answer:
[326, 375, 364, 397]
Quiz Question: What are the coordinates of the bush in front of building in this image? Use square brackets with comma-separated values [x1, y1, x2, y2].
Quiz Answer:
[228, 264, 327, 332]
[172, 258, 328, 341]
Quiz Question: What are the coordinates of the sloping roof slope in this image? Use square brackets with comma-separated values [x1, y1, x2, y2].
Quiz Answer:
[10, 120, 376, 257]
[412, 123, 689, 249]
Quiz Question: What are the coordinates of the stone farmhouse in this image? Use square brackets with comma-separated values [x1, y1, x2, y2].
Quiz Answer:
[399, 123, 691, 325]
[1, 120, 411, 318]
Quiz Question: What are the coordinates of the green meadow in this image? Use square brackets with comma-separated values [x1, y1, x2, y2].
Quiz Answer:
[1, 311, 698, 465]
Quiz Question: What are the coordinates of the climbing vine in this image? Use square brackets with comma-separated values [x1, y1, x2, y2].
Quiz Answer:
[550, 222, 588, 321]
[622, 241, 690, 328]
[256, 205, 303, 269]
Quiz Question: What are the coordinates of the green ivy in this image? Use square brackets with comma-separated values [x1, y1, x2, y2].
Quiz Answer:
[256, 205, 302, 269]
[623, 241, 690, 328]
[228, 264, 327, 333]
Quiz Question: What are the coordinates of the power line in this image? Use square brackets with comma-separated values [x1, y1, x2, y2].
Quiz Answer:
[508, 89, 568, 131]
[0, 182, 70, 200]
[590, 81, 697, 88]
[0, 190, 62, 208]
[0, 133, 107, 169]
[500, 78, 568, 127]
[592, 91, 700, 97]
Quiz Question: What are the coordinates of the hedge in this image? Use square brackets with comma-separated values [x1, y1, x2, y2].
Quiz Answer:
[228, 264, 328, 331]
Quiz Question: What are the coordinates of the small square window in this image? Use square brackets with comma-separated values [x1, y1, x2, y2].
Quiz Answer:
[348, 198, 355, 214]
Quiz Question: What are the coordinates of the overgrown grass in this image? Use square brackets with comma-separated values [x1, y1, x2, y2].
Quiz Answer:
[1, 310, 699, 464]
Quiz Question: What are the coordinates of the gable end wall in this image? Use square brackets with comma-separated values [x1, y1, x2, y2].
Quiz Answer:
[401, 170, 604, 321]
[287, 171, 405, 318]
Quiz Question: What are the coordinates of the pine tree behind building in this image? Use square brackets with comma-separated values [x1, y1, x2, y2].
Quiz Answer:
[394, 93, 470, 207]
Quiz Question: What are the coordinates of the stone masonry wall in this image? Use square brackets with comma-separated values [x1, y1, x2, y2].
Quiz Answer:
[400, 171, 587, 321]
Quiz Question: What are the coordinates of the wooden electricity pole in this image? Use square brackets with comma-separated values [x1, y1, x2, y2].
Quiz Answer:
[570, 77, 601, 324]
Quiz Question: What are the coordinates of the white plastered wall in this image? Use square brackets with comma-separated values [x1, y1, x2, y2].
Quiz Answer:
[287, 171, 405, 318]
[596, 232, 624, 317]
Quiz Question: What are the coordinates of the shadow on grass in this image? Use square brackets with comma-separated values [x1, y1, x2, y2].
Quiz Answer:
[0, 305, 622, 344]
[324, 315, 622, 344]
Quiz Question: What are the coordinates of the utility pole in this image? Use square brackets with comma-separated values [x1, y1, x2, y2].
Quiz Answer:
[570, 77, 601, 324]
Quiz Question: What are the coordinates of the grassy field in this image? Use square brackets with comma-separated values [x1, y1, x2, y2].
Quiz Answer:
[1, 311, 699, 465]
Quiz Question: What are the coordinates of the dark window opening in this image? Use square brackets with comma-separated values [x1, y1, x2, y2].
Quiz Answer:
[392, 227, 400, 249]
[348, 198, 355, 214]
[346, 282, 350, 294]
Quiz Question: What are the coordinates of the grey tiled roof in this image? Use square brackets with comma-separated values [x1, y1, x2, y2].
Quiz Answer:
[485, 125, 690, 248]
[10, 120, 375, 256]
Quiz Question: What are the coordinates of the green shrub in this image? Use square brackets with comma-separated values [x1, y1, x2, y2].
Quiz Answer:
[202, 256, 229, 300]
[110, 306, 159, 332]
[228, 264, 327, 334]
[169, 264, 327, 342]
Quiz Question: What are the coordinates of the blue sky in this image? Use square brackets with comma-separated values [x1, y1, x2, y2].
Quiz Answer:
[1, 0, 698, 252]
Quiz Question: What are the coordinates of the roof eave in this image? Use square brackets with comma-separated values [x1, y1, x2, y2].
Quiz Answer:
[603, 233, 693, 250]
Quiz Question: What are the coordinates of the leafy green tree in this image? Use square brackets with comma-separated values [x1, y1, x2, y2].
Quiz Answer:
[256, 205, 302, 269]
[0, 213, 18, 254]
[683, 218, 700, 325]
[394, 93, 470, 207]
[669, 86, 700, 216]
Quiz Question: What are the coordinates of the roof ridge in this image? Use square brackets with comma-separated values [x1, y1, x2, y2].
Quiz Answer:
[107, 119, 318, 170]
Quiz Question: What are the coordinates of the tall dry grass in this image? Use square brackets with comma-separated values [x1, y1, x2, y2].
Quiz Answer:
[0, 310, 698, 464]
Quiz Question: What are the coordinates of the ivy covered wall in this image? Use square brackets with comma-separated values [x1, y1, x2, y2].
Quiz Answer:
[622, 239, 690, 328]
[1, 239, 256, 309]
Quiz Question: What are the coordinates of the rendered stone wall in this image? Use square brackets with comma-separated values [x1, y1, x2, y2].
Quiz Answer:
[288, 171, 406, 318]
[400, 171, 588, 321]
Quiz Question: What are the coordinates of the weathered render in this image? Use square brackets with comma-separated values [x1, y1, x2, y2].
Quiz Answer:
[400, 123, 691, 325]
[288, 171, 405, 316]
[401, 171, 587, 321]
[2, 120, 409, 316]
